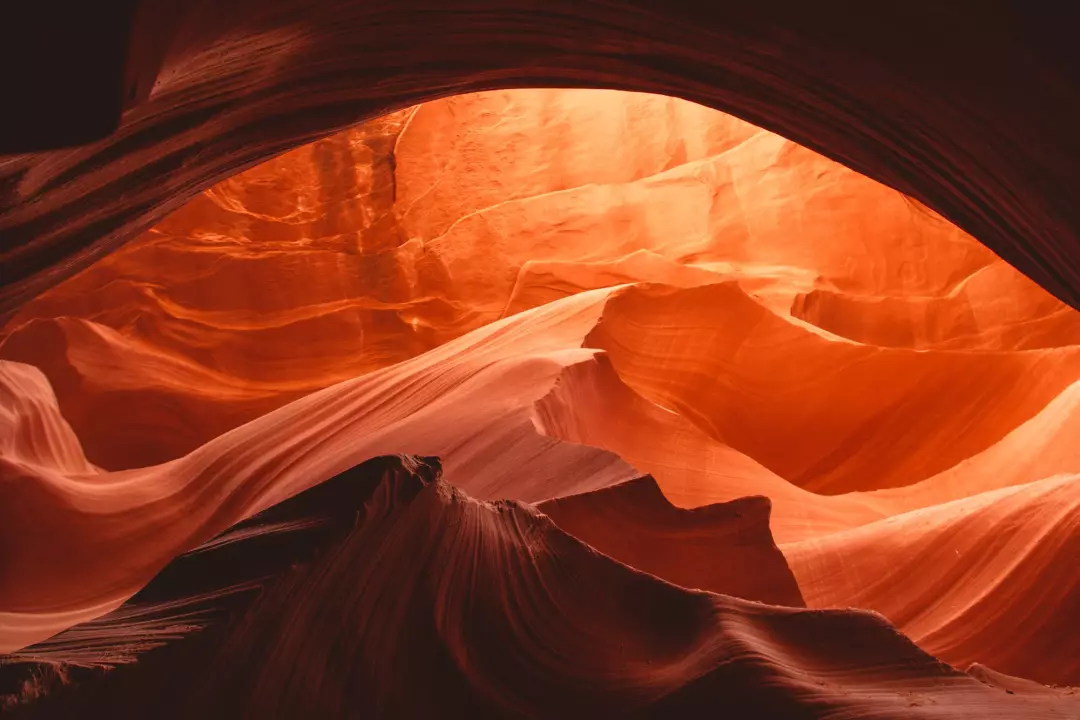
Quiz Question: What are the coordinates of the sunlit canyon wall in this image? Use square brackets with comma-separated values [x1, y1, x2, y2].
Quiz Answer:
[2, 90, 1078, 718]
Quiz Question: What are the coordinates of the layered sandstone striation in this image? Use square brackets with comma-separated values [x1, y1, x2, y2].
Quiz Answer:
[2, 89, 1079, 715]
[6, 456, 1076, 718]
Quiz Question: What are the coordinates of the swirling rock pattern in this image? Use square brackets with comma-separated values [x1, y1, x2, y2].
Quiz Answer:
[5, 89, 1057, 475]
[3, 88, 1080, 715]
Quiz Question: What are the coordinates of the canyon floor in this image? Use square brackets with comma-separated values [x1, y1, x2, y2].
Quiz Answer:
[1, 89, 1078, 718]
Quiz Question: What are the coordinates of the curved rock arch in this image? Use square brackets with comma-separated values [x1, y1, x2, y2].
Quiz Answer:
[2, 2, 1079, 319]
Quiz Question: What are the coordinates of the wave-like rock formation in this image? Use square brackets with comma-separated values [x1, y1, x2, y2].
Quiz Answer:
[532, 353, 889, 543]
[0, 318, 302, 469]
[0, 287, 640, 652]
[3, 89, 1019, 472]
[5, 278, 1079, 691]
[4, 456, 1077, 718]
[586, 282, 1080, 494]
[786, 473, 1080, 688]
[4, 87, 1080, 713]
[10, 263, 1073, 641]
[0, 362, 95, 476]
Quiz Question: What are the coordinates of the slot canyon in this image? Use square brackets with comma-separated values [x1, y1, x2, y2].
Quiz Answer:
[2, 6, 1080, 719]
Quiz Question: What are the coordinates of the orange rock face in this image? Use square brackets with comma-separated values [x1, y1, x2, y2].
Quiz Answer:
[2, 89, 1079, 716]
